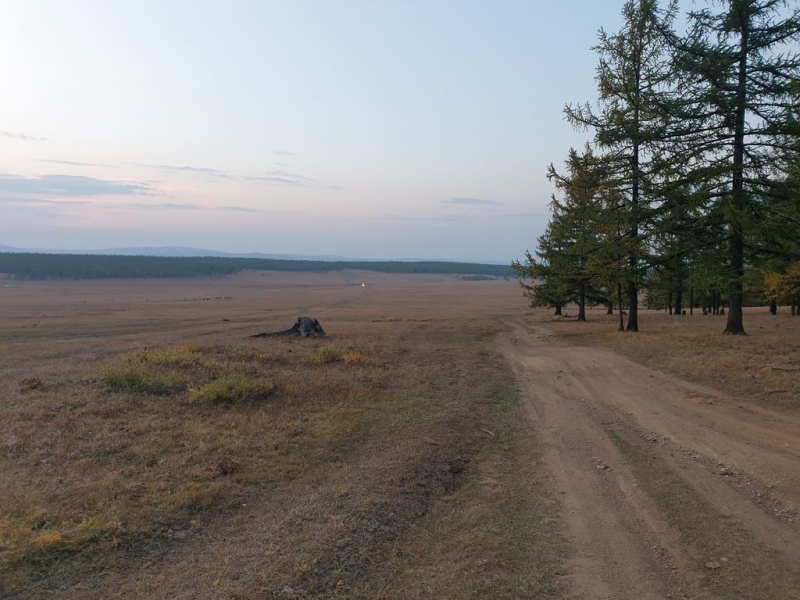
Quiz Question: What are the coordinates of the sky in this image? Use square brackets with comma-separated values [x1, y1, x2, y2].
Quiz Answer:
[0, 0, 630, 262]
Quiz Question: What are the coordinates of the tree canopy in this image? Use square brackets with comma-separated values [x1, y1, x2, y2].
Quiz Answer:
[519, 0, 800, 332]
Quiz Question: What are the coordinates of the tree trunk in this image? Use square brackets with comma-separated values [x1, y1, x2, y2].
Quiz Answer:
[769, 298, 777, 315]
[668, 290, 673, 315]
[689, 286, 694, 315]
[626, 281, 638, 331]
[251, 317, 326, 338]
[617, 282, 625, 332]
[606, 300, 614, 315]
[674, 278, 683, 315]
[723, 6, 749, 335]
[554, 305, 563, 316]
[626, 61, 641, 333]
[577, 286, 587, 322]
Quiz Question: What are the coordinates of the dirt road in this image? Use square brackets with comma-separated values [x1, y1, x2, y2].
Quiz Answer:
[496, 316, 800, 600]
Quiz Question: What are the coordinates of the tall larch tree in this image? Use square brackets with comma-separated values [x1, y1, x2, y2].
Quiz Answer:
[565, 0, 678, 332]
[666, 0, 800, 334]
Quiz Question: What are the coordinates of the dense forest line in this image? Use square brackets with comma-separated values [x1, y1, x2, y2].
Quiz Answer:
[514, 0, 800, 332]
[0, 252, 511, 280]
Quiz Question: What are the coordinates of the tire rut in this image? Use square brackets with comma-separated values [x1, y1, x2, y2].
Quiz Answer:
[496, 315, 800, 600]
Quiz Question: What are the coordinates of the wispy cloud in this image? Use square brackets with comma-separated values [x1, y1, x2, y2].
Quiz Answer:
[152, 164, 232, 179]
[273, 150, 296, 156]
[0, 196, 89, 206]
[218, 206, 260, 213]
[375, 214, 468, 222]
[37, 159, 110, 168]
[0, 131, 47, 142]
[117, 202, 261, 213]
[444, 197, 501, 206]
[0, 174, 154, 196]
[242, 176, 306, 187]
[265, 169, 316, 182]
[132, 162, 318, 187]
[120, 202, 201, 210]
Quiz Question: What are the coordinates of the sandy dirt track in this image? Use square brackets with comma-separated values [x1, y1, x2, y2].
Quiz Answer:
[496, 316, 800, 600]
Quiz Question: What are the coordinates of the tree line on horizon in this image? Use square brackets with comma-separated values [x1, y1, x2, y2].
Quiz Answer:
[0, 252, 512, 280]
[513, 0, 800, 334]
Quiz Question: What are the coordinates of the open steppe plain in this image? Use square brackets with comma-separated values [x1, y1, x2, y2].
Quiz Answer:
[1, 270, 799, 599]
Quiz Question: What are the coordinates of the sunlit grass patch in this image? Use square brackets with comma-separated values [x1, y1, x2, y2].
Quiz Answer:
[136, 344, 215, 368]
[221, 344, 264, 358]
[306, 344, 366, 365]
[98, 363, 187, 395]
[189, 372, 273, 405]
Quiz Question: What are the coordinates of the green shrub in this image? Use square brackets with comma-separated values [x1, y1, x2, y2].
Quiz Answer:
[189, 373, 273, 405]
[98, 364, 187, 395]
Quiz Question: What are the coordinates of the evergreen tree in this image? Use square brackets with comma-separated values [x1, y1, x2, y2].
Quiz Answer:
[666, 0, 800, 333]
[566, 0, 678, 332]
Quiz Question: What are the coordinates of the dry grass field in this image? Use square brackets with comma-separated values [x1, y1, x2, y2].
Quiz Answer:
[2, 271, 799, 599]
[0, 272, 566, 599]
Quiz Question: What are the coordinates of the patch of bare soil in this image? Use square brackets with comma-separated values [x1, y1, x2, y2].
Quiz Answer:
[498, 316, 800, 599]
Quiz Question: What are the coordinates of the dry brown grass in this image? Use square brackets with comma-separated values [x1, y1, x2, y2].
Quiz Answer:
[0, 272, 566, 598]
[0, 336, 374, 592]
[530, 307, 800, 409]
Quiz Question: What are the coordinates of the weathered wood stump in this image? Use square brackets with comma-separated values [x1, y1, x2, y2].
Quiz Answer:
[251, 317, 326, 338]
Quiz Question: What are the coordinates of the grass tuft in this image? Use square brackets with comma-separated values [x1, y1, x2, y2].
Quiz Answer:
[18, 377, 44, 391]
[306, 344, 366, 365]
[98, 364, 187, 395]
[136, 344, 214, 368]
[189, 373, 273, 405]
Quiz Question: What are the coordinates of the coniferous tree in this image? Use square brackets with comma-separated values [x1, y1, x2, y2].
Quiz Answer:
[545, 148, 606, 321]
[665, 0, 800, 333]
[566, 0, 678, 332]
[515, 148, 605, 321]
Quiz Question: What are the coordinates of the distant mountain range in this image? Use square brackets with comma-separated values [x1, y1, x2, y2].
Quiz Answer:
[0, 245, 512, 265]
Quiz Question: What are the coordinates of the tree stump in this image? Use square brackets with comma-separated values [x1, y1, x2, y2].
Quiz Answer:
[251, 317, 326, 338]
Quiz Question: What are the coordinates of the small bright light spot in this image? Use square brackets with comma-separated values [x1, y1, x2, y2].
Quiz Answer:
[362, 283, 366, 287]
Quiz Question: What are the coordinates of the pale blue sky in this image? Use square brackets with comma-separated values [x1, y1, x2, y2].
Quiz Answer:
[0, 1, 627, 261]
